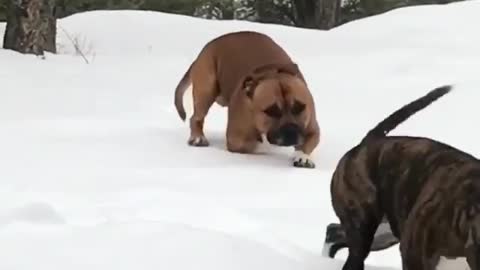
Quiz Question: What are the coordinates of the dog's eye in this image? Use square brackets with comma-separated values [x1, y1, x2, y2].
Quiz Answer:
[291, 100, 306, 115]
[263, 104, 282, 118]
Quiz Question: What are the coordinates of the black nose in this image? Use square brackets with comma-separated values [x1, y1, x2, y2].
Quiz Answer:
[279, 123, 301, 146]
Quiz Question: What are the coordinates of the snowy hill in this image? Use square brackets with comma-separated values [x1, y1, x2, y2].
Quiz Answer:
[1, 1, 480, 269]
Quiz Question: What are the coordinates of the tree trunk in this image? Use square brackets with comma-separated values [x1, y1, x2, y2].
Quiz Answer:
[3, 0, 57, 56]
[316, 0, 341, 29]
[254, 1, 276, 24]
[293, 0, 340, 30]
[292, 0, 314, 28]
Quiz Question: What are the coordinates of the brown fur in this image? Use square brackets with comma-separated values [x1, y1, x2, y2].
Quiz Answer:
[330, 85, 480, 270]
[174, 31, 320, 168]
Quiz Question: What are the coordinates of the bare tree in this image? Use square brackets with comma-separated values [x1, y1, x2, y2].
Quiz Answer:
[292, 0, 340, 29]
[3, 0, 57, 56]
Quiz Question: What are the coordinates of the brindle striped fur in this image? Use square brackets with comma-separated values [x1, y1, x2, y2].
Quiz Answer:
[330, 85, 480, 270]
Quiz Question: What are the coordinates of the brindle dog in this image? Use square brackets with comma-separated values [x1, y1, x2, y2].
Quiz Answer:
[330, 85, 480, 270]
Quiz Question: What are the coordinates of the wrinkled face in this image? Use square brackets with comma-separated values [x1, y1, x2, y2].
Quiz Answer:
[245, 74, 311, 147]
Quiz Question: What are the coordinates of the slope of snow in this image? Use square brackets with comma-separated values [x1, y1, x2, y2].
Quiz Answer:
[1, 1, 479, 269]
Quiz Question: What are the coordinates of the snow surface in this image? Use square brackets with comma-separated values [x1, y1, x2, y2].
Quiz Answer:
[1, 1, 480, 269]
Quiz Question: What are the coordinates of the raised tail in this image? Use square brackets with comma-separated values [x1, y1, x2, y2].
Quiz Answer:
[174, 62, 194, 121]
[361, 85, 452, 144]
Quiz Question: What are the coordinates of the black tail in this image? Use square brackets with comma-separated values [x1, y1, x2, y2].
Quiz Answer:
[361, 85, 453, 144]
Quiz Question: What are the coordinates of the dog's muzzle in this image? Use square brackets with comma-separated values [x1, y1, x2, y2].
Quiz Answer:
[267, 123, 303, 147]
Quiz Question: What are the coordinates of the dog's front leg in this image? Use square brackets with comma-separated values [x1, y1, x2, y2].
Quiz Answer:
[292, 129, 319, 168]
[226, 127, 258, 154]
[400, 212, 437, 270]
[225, 106, 258, 154]
[400, 245, 432, 270]
[226, 137, 257, 154]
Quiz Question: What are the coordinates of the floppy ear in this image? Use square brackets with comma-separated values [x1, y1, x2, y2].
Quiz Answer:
[243, 75, 257, 99]
[253, 63, 300, 77]
[277, 63, 300, 76]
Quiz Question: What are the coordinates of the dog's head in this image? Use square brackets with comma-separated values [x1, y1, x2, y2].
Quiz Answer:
[241, 63, 312, 147]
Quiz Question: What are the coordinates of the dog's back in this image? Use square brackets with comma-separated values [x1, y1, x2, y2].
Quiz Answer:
[366, 135, 478, 232]
[174, 31, 297, 120]
[333, 85, 453, 227]
[331, 85, 453, 226]
[342, 85, 469, 236]
[202, 31, 295, 101]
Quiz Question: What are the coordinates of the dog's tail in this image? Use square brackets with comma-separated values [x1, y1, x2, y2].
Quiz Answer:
[361, 85, 452, 144]
[174, 62, 194, 121]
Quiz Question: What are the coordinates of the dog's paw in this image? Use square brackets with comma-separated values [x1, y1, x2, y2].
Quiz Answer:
[292, 151, 315, 168]
[188, 136, 209, 147]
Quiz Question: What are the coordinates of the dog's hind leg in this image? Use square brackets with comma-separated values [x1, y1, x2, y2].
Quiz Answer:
[187, 63, 219, 147]
[341, 210, 382, 270]
[331, 156, 383, 270]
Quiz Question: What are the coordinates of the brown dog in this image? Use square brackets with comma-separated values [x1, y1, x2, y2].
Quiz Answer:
[174, 31, 320, 168]
[330, 85, 480, 270]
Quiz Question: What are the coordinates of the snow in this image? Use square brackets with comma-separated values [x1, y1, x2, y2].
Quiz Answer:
[1, 1, 479, 269]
